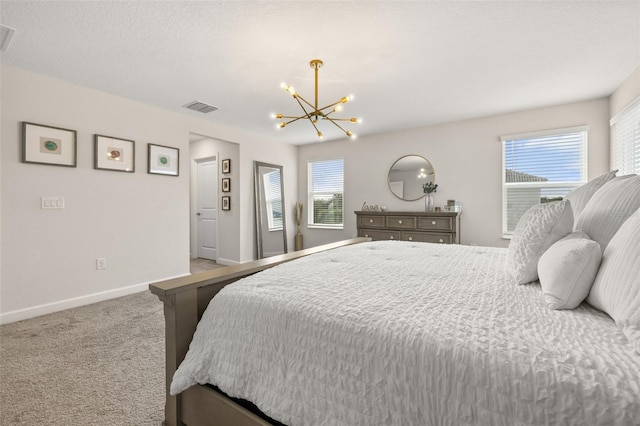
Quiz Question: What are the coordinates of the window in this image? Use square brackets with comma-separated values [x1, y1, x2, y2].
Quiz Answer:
[262, 170, 283, 231]
[611, 98, 640, 175]
[501, 127, 588, 237]
[307, 159, 344, 229]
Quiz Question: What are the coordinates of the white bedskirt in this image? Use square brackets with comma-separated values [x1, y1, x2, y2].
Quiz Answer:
[172, 241, 640, 425]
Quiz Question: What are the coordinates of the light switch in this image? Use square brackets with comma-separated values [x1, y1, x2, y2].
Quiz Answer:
[41, 196, 65, 209]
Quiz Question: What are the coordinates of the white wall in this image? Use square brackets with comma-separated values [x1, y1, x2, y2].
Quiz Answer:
[0, 65, 297, 322]
[298, 98, 611, 248]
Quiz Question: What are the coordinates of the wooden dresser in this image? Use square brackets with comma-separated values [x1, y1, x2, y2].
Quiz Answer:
[355, 211, 460, 244]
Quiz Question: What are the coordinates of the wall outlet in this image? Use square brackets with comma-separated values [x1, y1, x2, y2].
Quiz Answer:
[96, 258, 107, 270]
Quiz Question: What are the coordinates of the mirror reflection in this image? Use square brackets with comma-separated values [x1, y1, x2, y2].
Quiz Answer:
[254, 161, 288, 259]
[388, 155, 435, 201]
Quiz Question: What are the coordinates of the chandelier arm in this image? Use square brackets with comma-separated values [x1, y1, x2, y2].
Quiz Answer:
[322, 117, 358, 122]
[324, 117, 351, 135]
[317, 100, 345, 111]
[294, 97, 323, 131]
[294, 94, 316, 111]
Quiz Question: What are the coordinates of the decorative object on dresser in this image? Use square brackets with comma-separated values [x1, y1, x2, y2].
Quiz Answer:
[422, 181, 438, 212]
[361, 201, 386, 212]
[355, 210, 460, 244]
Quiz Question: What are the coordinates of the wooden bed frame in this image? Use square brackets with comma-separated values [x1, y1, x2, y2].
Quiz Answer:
[149, 237, 370, 426]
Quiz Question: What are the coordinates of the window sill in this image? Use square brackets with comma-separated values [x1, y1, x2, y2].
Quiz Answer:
[308, 224, 344, 230]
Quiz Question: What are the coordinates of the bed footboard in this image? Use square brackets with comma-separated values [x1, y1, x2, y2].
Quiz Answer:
[149, 237, 369, 426]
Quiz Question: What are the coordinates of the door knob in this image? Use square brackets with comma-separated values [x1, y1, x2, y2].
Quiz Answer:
[196, 213, 201, 216]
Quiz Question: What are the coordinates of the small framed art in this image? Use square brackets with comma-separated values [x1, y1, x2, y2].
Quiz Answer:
[222, 178, 231, 192]
[148, 144, 179, 176]
[222, 159, 231, 174]
[222, 196, 231, 211]
[94, 134, 135, 172]
[22, 122, 77, 167]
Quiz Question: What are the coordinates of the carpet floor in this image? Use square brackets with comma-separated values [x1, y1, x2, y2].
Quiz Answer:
[0, 291, 165, 425]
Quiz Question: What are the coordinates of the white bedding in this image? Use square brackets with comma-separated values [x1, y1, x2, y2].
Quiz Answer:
[171, 241, 640, 425]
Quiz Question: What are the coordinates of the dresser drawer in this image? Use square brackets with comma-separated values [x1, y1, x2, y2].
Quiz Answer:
[359, 229, 402, 241]
[358, 215, 385, 228]
[417, 216, 453, 232]
[385, 215, 417, 229]
[403, 232, 453, 244]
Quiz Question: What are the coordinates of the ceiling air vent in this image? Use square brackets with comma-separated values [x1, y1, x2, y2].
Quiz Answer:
[183, 101, 218, 114]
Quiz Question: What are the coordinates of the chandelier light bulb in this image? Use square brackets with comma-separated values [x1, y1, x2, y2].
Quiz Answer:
[318, 131, 323, 139]
[279, 122, 286, 128]
[334, 105, 343, 112]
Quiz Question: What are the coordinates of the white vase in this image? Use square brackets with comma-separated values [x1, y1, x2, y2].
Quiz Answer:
[425, 193, 435, 212]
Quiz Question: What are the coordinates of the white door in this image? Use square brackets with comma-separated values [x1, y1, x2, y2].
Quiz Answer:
[197, 159, 218, 260]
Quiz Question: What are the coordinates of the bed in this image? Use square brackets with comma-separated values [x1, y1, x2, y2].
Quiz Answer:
[150, 173, 640, 426]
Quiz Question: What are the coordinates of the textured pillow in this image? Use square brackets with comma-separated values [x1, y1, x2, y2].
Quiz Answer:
[574, 175, 640, 251]
[506, 200, 573, 285]
[566, 170, 617, 222]
[538, 231, 602, 310]
[587, 209, 640, 353]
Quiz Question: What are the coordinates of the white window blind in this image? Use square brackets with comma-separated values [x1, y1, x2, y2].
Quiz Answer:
[611, 97, 640, 175]
[263, 170, 283, 231]
[501, 127, 588, 237]
[307, 159, 344, 229]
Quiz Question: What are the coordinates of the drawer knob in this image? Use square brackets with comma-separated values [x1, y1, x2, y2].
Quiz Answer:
[364, 234, 369, 237]
[398, 220, 403, 224]
[369, 219, 374, 223]
[439, 238, 444, 243]
[390, 236, 394, 240]
[408, 237, 413, 241]
[432, 221, 437, 225]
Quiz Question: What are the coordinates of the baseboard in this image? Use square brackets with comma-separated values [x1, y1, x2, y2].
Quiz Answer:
[0, 273, 189, 325]
[216, 257, 240, 266]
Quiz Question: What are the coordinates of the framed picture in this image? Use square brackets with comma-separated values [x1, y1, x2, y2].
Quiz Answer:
[22, 122, 77, 167]
[222, 159, 231, 174]
[222, 178, 231, 192]
[222, 196, 231, 211]
[94, 134, 135, 172]
[148, 144, 179, 176]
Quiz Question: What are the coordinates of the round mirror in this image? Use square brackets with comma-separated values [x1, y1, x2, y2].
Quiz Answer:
[388, 155, 435, 201]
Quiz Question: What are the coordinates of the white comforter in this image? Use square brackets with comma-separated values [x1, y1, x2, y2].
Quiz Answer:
[171, 241, 640, 425]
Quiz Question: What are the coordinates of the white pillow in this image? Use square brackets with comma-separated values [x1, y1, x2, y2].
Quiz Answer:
[538, 231, 602, 310]
[587, 209, 640, 353]
[507, 200, 573, 285]
[574, 175, 640, 251]
[566, 170, 617, 223]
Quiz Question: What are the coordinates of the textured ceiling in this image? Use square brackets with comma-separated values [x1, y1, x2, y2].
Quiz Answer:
[1, 1, 639, 145]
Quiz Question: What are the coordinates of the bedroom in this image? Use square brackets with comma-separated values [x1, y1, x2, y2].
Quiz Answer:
[1, 0, 639, 424]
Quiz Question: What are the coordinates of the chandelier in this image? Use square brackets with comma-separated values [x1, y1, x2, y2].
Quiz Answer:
[274, 59, 359, 140]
